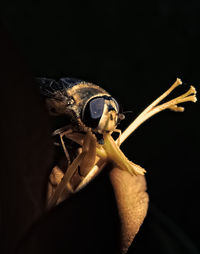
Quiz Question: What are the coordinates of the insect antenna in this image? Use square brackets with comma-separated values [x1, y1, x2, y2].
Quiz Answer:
[122, 111, 133, 115]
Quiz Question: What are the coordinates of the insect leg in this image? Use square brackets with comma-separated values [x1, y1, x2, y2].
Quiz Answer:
[52, 127, 73, 164]
[47, 131, 97, 208]
[79, 131, 97, 176]
[47, 151, 87, 209]
[112, 129, 121, 146]
[47, 166, 65, 202]
[59, 131, 71, 164]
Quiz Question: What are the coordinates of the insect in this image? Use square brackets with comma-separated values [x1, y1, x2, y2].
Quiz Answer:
[37, 77, 197, 209]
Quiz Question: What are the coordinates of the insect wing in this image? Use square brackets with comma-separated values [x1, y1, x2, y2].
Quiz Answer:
[59, 77, 83, 88]
[36, 77, 67, 101]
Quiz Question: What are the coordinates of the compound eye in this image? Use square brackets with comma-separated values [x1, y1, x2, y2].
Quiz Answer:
[82, 97, 105, 128]
[89, 97, 105, 119]
[111, 97, 119, 113]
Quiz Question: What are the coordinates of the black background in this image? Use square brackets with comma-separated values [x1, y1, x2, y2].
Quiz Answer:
[0, 1, 200, 253]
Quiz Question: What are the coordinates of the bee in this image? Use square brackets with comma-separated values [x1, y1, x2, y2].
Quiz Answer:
[37, 77, 197, 209]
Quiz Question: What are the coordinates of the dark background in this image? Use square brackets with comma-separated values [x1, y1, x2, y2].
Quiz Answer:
[0, 1, 199, 253]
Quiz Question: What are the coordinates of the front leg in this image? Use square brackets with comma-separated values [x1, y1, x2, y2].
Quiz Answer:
[113, 129, 121, 146]
[79, 130, 97, 176]
[59, 131, 72, 165]
[47, 151, 87, 209]
[47, 130, 98, 209]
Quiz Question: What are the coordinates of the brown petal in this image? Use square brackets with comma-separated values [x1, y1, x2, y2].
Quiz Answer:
[109, 167, 149, 253]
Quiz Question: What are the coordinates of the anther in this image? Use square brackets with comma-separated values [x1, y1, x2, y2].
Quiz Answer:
[119, 79, 197, 145]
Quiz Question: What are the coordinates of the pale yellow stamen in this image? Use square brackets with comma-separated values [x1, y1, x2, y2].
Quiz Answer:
[118, 79, 197, 145]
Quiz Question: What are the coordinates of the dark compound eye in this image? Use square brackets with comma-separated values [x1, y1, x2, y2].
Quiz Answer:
[102, 96, 119, 112]
[82, 97, 105, 128]
[110, 97, 119, 112]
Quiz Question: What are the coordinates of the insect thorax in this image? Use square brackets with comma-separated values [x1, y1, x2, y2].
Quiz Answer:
[45, 82, 111, 131]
